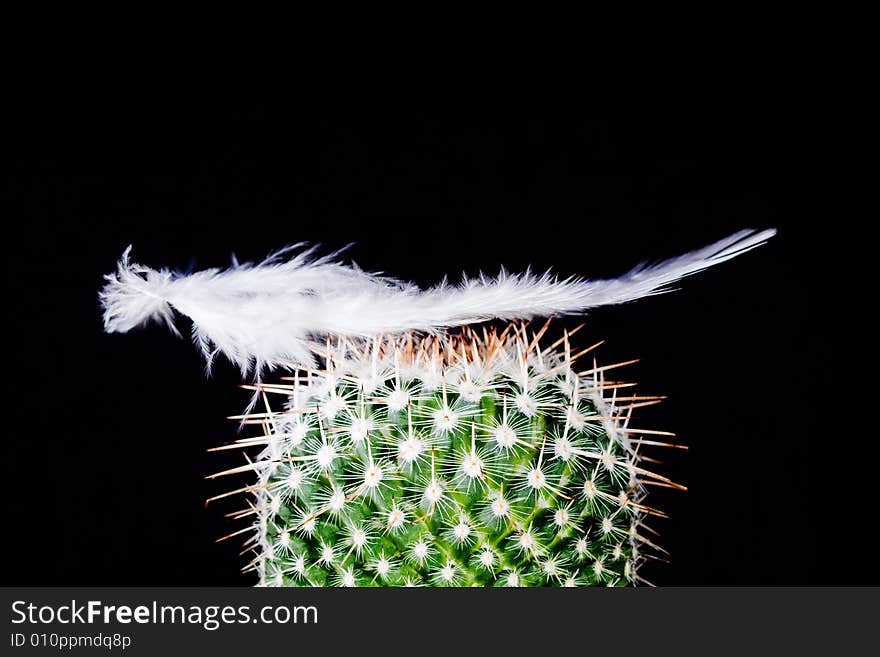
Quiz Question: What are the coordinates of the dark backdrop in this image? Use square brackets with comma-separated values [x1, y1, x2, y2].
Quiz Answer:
[6, 12, 862, 585]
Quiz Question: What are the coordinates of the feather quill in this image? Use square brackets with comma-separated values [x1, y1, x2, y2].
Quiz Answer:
[100, 228, 776, 373]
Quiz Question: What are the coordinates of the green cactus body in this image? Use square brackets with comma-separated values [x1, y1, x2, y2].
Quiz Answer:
[218, 324, 673, 587]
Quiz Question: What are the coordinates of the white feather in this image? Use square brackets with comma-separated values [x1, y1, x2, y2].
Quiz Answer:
[100, 229, 775, 373]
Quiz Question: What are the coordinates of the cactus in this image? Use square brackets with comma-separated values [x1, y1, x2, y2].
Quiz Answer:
[212, 323, 676, 587]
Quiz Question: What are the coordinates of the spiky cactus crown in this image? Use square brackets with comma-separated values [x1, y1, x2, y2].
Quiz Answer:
[211, 323, 677, 587]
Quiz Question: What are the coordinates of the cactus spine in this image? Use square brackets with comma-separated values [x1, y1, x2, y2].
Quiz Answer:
[213, 322, 678, 587]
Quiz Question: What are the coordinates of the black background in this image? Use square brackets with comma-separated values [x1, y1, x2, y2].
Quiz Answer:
[5, 11, 866, 585]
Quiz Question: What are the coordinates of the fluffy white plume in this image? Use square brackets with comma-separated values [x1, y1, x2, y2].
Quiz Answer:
[100, 229, 775, 373]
